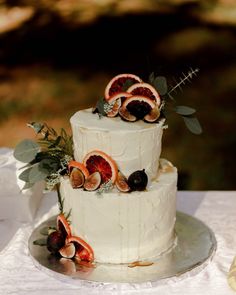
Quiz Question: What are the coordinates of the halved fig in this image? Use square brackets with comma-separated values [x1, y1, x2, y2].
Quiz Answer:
[123, 96, 156, 120]
[68, 161, 89, 179]
[84, 171, 101, 191]
[119, 106, 137, 122]
[144, 106, 160, 123]
[59, 242, 76, 259]
[57, 214, 71, 238]
[66, 235, 94, 262]
[116, 171, 130, 192]
[69, 168, 85, 188]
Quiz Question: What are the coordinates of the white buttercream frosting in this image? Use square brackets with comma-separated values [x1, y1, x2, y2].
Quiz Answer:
[70, 108, 165, 180]
[61, 159, 177, 264]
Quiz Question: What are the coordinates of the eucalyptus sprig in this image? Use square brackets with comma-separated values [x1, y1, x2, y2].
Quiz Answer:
[14, 122, 73, 191]
[149, 68, 202, 135]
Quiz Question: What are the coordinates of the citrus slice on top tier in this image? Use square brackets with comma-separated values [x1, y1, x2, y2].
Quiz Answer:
[104, 73, 142, 100]
[83, 150, 118, 184]
[127, 82, 161, 106]
[106, 92, 132, 117]
[121, 95, 156, 120]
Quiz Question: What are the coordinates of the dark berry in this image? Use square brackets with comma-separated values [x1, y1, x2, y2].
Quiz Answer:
[47, 231, 65, 254]
[128, 169, 148, 191]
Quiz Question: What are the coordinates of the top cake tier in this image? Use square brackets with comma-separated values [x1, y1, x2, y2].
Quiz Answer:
[70, 108, 165, 180]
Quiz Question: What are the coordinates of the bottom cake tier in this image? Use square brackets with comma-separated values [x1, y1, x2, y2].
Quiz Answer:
[60, 159, 177, 264]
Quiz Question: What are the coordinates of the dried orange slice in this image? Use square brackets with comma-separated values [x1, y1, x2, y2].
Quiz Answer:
[83, 150, 118, 184]
[66, 235, 94, 262]
[104, 73, 142, 100]
[57, 214, 71, 238]
[127, 82, 161, 106]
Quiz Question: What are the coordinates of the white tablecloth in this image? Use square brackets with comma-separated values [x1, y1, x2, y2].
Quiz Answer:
[0, 148, 235, 295]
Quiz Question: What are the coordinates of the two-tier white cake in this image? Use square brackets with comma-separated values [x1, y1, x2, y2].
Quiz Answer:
[60, 108, 177, 264]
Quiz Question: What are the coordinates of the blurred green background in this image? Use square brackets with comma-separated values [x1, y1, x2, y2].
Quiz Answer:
[0, 0, 236, 190]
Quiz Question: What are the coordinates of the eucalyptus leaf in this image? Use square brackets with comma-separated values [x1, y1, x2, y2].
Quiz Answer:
[175, 106, 196, 115]
[182, 116, 202, 135]
[148, 72, 155, 84]
[18, 167, 32, 182]
[22, 181, 35, 190]
[39, 158, 60, 174]
[33, 238, 47, 246]
[40, 226, 50, 236]
[27, 122, 44, 134]
[13, 139, 40, 163]
[153, 76, 168, 96]
[29, 163, 49, 183]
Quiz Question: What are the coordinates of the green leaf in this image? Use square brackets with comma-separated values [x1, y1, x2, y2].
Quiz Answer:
[22, 182, 35, 190]
[39, 158, 60, 174]
[39, 226, 50, 236]
[33, 238, 47, 246]
[13, 139, 40, 163]
[28, 163, 49, 183]
[175, 106, 196, 115]
[96, 98, 107, 116]
[153, 76, 168, 96]
[182, 116, 202, 135]
[27, 122, 44, 134]
[18, 167, 32, 182]
[48, 136, 61, 148]
[148, 72, 155, 84]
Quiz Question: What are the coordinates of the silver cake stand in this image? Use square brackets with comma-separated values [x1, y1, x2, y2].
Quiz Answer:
[28, 211, 217, 290]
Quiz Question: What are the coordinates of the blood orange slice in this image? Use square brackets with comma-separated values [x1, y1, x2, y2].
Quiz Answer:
[57, 214, 71, 238]
[104, 73, 142, 100]
[83, 150, 118, 184]
[106, 92, 131, 117]
[127, 82, 161, 106]
[122, 95, 156, 120]
[66, 236, 94, 262]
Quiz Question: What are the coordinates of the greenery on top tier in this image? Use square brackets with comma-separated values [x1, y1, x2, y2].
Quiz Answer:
[149, 67, 202, 135]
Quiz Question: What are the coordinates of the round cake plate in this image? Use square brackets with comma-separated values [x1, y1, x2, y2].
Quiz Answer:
[28, 211, 217, 289]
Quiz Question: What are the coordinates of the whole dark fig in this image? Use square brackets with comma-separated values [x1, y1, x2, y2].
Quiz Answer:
[128, 169, 148, 191]
[47, 230, 65, 254]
